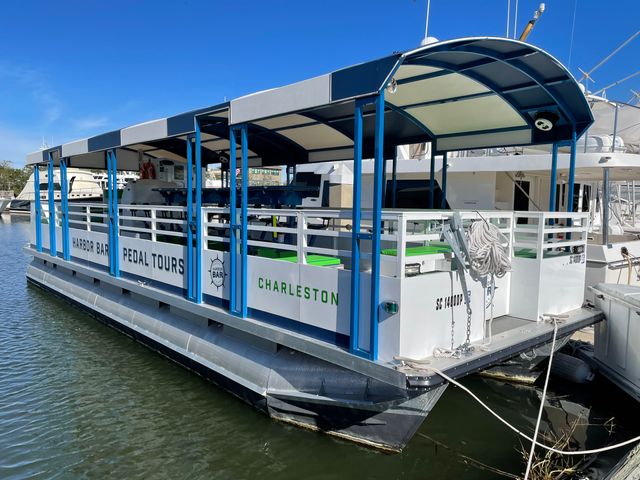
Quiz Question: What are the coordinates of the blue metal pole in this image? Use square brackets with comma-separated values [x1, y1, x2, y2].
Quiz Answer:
[229, 127, 238, 314]
[186, 136, 194, 301]
[370, 91, 385, 361]
[47, 152, 57, 257]
[440, 152, 448, 209]
[549, 143, 558, 211]
[107, 151, 114, 274]
[194, 120, 202, 303]
[391, 146, 397, 208]
[429, 147, 436, 209]
[240, 124, 249, 318]
[567, 131, 577, 212]
[34, 165, 42, 252]
[108, 150, 120, 277]
[349, 100, 364, 354]
[60, 157, 70, 260]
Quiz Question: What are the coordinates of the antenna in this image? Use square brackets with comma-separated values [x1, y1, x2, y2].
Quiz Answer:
[593, 70, 640, 97]
[578, 67, 596, 93]
[513, 0, 519, 39]
[578, 30, 640, 82]
[506, 0, 511, 38]
[424, 0, 431, 39]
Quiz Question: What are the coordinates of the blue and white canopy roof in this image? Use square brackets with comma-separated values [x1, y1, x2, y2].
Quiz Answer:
[27, 37, 593, 168]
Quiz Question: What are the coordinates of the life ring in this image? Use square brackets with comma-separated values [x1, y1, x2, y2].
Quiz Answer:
[140, 160, 156, 179]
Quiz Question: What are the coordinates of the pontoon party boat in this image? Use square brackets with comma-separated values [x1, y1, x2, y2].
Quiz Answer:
[24, 37, 601, 451]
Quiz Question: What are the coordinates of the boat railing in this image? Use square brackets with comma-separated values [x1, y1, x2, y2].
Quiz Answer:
[119, 204, 188, 242]
[200, 207, 514, 278]
[66, 203, 108, 232]
[513, 211, 589, 259]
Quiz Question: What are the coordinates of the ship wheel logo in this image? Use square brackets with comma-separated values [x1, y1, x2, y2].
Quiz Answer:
[208, 253, 227, 290]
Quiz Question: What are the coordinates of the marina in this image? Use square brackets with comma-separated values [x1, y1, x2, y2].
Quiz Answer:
[3, 1, 640, 477]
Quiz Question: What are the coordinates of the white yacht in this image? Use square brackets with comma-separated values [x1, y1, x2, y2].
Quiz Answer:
[10, 167, 103, 214]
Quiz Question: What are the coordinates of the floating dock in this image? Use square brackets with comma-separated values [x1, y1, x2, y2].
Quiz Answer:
[24, 37, 601, 450]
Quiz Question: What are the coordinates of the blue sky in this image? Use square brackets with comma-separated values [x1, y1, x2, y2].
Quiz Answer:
[1, 0, 638, 165]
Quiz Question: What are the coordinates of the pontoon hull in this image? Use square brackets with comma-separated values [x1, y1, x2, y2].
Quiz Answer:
[26, 257, 445, 451]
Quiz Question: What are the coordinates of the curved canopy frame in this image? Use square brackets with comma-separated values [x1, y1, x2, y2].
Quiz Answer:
[27, 37, 593, 168]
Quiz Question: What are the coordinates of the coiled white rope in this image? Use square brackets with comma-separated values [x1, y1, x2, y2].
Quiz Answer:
[468, 219, 511, 280]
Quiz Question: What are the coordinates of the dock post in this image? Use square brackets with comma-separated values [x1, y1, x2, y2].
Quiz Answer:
[107, 149, 120, 277]
[440, 151, 448, 209]
[194, 120, 203, 303]
[240, 124, 249, 318]
[391, 146, 397, 208]
[34, 164, 42, 252]
[60, 157, 70, 260]
[429, 146, 435, 209]
[349, 99, 365, 355]
[186, 135, 195, 301]
[549, 143, 558, 211]
[567, 130, 577, 212]
[47, 151, 57, 257]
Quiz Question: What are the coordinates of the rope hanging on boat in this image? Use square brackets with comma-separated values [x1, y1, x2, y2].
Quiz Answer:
[468, 218, 511, 348]
[426, 347, 640, 458]
[467, 219, 511, 281]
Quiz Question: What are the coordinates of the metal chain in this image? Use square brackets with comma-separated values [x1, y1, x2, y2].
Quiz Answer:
[450, 311, 455, 351]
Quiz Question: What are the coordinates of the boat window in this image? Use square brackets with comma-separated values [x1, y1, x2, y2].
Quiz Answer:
[384, 179, 448, 209]
[293, 172, 321, 188]
[39, 183, 61, 191]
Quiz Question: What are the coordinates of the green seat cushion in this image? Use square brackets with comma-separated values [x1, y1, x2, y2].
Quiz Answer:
[514, 248, 537, 258]
[382, 245, 452, 257]
[256, 247, 340, 266]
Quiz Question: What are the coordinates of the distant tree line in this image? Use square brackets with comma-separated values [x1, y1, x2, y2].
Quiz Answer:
[0, 160, 31, 197]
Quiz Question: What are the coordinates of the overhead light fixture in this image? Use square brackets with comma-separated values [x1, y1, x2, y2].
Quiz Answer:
[386, 77, 398, 95]
[534, 111, 558, 131]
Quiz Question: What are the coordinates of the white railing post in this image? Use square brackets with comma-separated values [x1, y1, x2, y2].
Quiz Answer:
[537, 212, 545, 260]
[397, 213, 407, 279]
[297, 211, 307, 265]
[150, 208, 157, 242]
